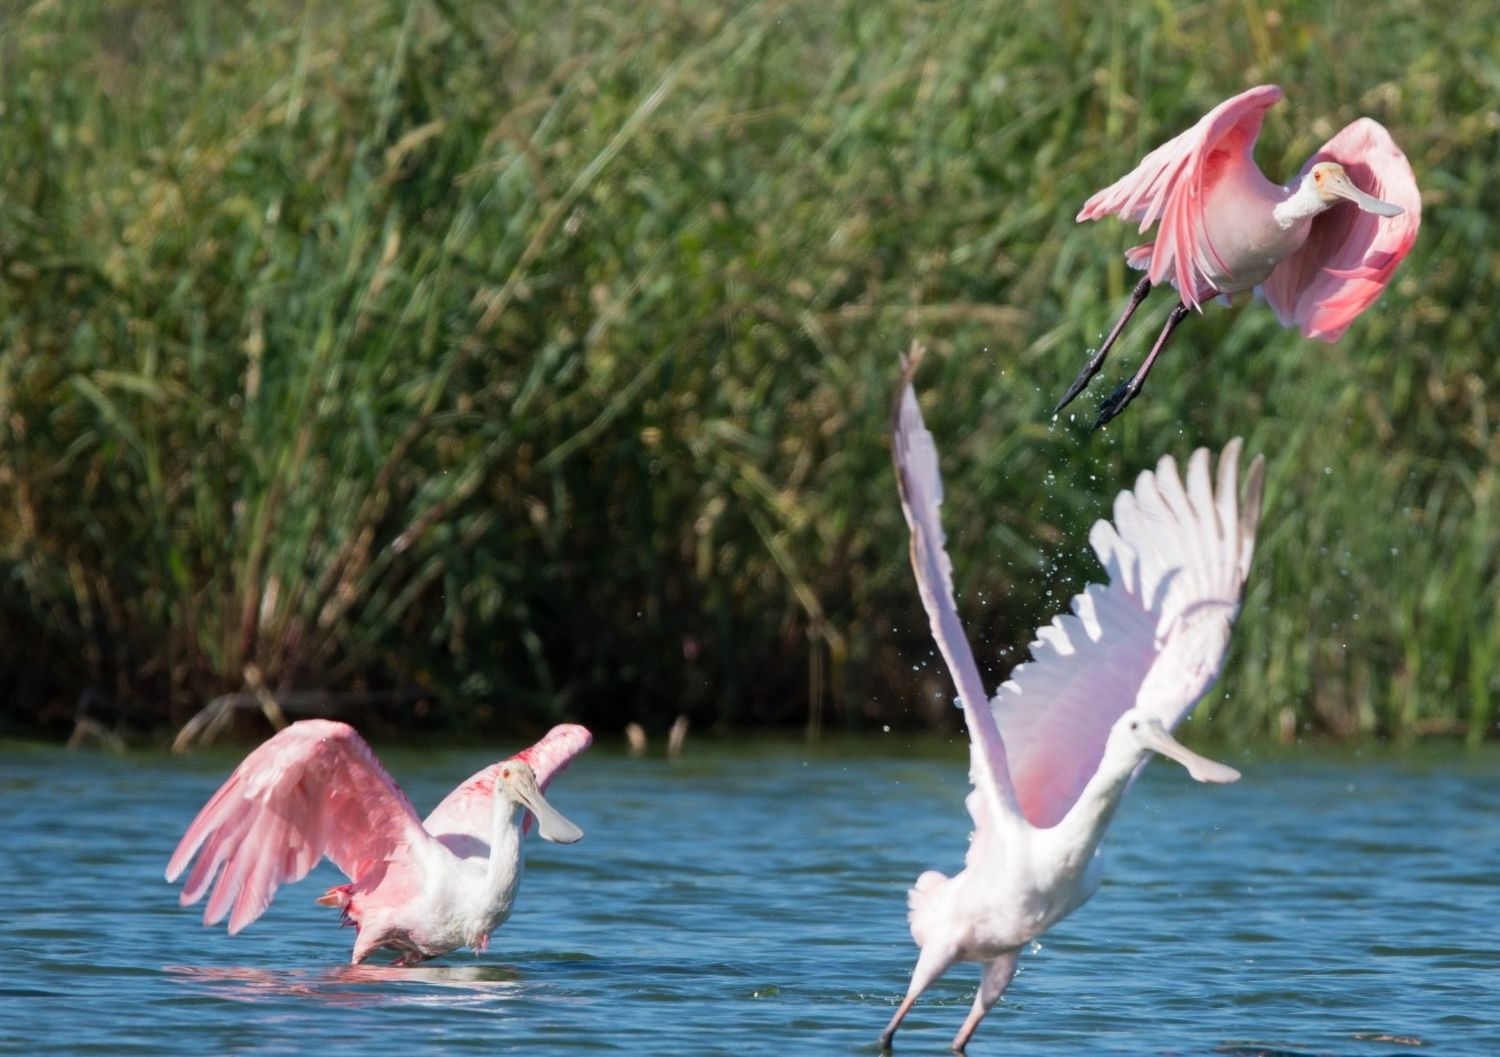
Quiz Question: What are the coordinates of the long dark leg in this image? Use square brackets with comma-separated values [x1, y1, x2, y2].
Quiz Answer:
[1092, 298, 1192, 430]
[1054, 275, 1153, 415]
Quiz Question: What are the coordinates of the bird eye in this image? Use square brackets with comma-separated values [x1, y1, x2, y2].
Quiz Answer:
[501, 768, 511, 778]
[1314, 170, 1323, 183]
[1129, 721, 1139, 731]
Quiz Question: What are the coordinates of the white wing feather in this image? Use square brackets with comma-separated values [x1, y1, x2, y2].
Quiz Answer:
[995, 441, 1264, 827]
[891, 348, 1264, 838]
[891, 347, 1021, 829]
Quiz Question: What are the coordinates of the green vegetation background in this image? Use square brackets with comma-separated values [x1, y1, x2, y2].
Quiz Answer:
[1, 0, 1495, 743]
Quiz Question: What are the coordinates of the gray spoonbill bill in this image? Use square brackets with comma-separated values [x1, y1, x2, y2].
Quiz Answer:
[882, 347, 1264, 1052]
[1057, 83, 1419, 428]
[166, 720, 590, 964]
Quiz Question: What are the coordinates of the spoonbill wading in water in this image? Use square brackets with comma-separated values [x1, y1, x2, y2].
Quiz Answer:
[882, 347, 1265, 1052]
[166, 721, 590, 964]
[1057, 83, 1419, 428]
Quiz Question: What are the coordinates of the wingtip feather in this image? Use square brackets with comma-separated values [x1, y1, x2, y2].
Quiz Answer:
[1241, 453, 1267, 560]
[891, 341, 927, 437]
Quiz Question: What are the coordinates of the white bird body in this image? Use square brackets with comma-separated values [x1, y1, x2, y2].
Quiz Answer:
[882, 348, 1264, 1051]
[911, 832, 1099, 962]
[339, 787, 532, 962]
[910, 678, 1225, 963]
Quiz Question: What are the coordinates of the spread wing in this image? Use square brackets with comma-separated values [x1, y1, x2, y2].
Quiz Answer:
[423, 723, 592, 857]
[1260, 117, 1421, 341]
[994, 441, 1265, 828]
[1078, 84, 1285, 309]
[165, 720, 432, 934]
[891, 346, 1022, 831]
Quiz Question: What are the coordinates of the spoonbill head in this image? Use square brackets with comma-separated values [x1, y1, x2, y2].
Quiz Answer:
[1104, 709, 1241, 785]
[882, 346, 1264, 1052]
[166, 721, 591, 965]
[1304, 161, 1405, 217]
[1056, 84, 1419, 428]
[495, 759, 584, 844]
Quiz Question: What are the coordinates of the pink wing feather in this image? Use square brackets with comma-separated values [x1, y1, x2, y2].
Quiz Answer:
[891, 349, 1022, 830]
[994, 442, 1265, 827]
[1078, 84, 1285, 309]
[165, 720, 432, 935]
[1260, 118, 1420, 340]
[423, 724, 592, 854]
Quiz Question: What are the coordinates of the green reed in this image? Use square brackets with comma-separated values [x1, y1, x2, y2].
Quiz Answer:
[0, 0, 1494, 741]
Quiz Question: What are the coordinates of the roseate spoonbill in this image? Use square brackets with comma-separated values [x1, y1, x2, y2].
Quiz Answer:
[882, 347, 1264, 1052]
[166, 720, 590, 964]
[1057, 83, 1419, 428]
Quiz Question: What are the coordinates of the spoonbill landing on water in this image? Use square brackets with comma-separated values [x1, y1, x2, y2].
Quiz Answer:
[1057, 83, 1420, 428]
[166, 721, 590, 964]
[882, 347, 1264, 1052]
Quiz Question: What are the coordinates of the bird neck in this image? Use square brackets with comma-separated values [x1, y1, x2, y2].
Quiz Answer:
[1271, 180, 1331, 229]
[484, 791, 525, 891]
[1042, 748, 1140, 866]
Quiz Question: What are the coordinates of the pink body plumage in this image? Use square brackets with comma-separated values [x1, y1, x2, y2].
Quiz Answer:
[1060, 84, 1419, 427]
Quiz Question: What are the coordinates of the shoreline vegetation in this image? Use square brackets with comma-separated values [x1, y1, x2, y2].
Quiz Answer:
[1, 1, 1495, 745]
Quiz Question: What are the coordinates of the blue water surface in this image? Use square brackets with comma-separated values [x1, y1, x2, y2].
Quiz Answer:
[2, 735, 1497, 1055]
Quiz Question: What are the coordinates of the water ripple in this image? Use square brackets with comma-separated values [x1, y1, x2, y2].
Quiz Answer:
[1, 740, 1497, 1054]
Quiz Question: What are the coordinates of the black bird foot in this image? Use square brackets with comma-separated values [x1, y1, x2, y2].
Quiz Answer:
[1053, 360, 1102, 416]
[1092, 379, 1142, 430]
[1056, 275, 1154, 418]
[1090, 297, 1190, 429]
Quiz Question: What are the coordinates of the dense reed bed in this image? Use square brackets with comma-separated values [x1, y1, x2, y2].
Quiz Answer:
[1, 0, 1495, 741]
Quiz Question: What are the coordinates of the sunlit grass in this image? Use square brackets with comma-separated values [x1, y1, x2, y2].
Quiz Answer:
[0, 0, 1495, 741]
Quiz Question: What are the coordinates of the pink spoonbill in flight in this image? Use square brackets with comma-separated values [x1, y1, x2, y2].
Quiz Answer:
[1057, 84, 1420, 428]
[882, 346, 1264, 1052]
[166, 720, 590, 964]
